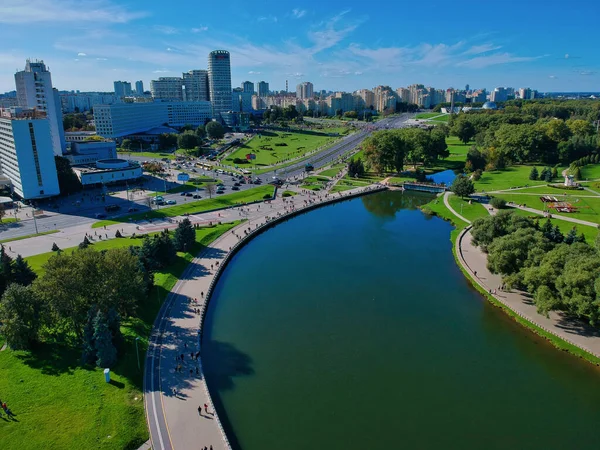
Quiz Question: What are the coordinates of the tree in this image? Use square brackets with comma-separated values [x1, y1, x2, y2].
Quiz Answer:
[121, 139, 133, 150]
[94, 310, 117, 368]
[81, 305, 98, 364]
[0, 204, 5, 223]
[195, 125, 206, 138]
[12, 255, 36, 286]
[158, 133, 178, 150]
[490, 197, 506, 209]
[451, 174, 475, 199]
[529, 166, 539, 180]
[451, 117, 476, 144]
[173, 218, 196, 252]
[0, 247, 13, 298]
[177, 131, 198, 150]
[205, 182, 216, 199]
[0, 284, 42, 349]
[55, 156, 82, 195]
[347, 158, 365, 178]
[206, 121, 225, 139]
[487, 228, 552, 275]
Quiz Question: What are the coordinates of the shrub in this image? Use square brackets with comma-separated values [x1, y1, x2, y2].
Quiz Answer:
[490, 197, 507, 209]
[263, 193, 272, 199]
[282, 192, 292, 197]
[472, 169, 482, 181]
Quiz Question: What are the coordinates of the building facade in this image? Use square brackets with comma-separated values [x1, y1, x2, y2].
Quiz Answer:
[135, 80, 144, 95]
[93, 101, 212, 138]
[208, 50, 232, 118]
[72, 158, 142, 186]
[242, 81, 254, 94]
[15, 59, 65, 155]
[150, 77, 184, 100]
[0, 108, 60, 199]
[256, 81, 269, 97]
[296, 82, 314, 99]
[114, 81, 132, 98]
[183, 70, 209, 102]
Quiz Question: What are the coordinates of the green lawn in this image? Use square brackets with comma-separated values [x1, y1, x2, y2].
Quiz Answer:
[415, 112, 442, 119]
[0, 218, 18, 224]
[506, 207, 598, 242]
[117, 150, 176, 159]
[0, 223, 238, 450]
[282, 190, 297, 196]
[93, 185, 275, 228]
[475, 166, 564, 192]
[149, 177, 221, 196]
[447, 194, 490, 222]
[421, 195, 469, 228]
[431, 115, 450, 123]
[319, 164, 345, 177]
[0, 230, 59, 244]
[226, 130, 341, 167]
[330, 183, 355, 193]
[581, 164, 600, 180]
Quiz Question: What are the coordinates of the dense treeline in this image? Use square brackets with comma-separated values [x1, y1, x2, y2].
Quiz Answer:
[470, 211, 600, 326]
[361, 127, 448, 173]
[0, 220, 197, 367]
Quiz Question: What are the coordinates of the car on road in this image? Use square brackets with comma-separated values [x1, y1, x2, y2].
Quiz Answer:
[185, 192, 193, 197]
[95, 213, 106, 219]
[193, 194, 201, 199]
[216, 190, 225, 194]
[166, 200, 177, 205]
[234, 182, 241, 186]
[217, 183, 224, 187]
[180, 192, 187, 196]
[231, 186, 240, 190]
[105, 204, 121, 212]
[239, 179, 246, 184]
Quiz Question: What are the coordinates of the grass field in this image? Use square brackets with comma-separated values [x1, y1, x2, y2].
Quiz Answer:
[117, 150, 176, 160]
[0, 223, 238, 450]
[0, 230, 59, 244]
[506, 207, 598, 241]
[225, 130, 342, 167]
[475, 166, 564, 192]
[319, 164, 345, 177]
[447, 194, 490, 222]
[581, 164, 600, 180]
[93, 185, 275, 227]
[149, 177, 221, 196]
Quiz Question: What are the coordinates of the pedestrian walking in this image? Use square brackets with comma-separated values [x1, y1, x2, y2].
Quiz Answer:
[198, 405, 202, 416]
[204, 403, 209, 414]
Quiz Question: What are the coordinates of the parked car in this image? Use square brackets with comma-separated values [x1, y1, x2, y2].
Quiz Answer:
[193, 194, 201, 199]
[231, 186, 240, 191]
[234, 182, 241, 186]
[180, 192, 187, 196]
[216, 190, 225, 194]
[185, 192, 193, 197]
[166, 200, 177, 205]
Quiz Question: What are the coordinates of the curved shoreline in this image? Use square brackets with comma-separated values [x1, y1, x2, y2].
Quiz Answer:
[144, 184, 387, 450]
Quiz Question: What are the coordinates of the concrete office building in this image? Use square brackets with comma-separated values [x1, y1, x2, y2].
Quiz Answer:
[114, 81, 132, 98]
[135, 80, 144, 95]
[208, 50, 232, 118]
[150, 77, 184, 100]
[93, 101, 212, 138]
[296, 82, 314, 100]
[242, 81, 255, 94]
[490, 87, 508, 103]
[15, 59, 66, 155]
[232, 88, 253, 113]
[72, 158, 142, 186]
[0, 108, 60, 199]
[65, 140, 117, 165]
[256, 81, 269, 97]
[183, 70, 209, 102]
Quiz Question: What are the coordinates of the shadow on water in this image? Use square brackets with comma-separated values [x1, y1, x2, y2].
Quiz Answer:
[203, 339, 254, 450]
[361, 190, 434, 218]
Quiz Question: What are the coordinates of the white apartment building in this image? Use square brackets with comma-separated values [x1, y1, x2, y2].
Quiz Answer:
[208, 50, 233, 118]
[93, 101, 212, 138]
[150, 77, 184, 100]
[15, 59, 65, 155]
[60, 92, 118, 113]
[296, 82, 314, 100]
[0, 108, 60, 200]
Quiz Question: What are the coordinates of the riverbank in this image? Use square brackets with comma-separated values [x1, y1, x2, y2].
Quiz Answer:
[145, 184, 387, 450]
[422, 194, 600, 365]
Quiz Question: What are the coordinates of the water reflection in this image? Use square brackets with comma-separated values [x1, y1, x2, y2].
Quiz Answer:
[428, 169, 457, 186]
[361, 190, 434, 218]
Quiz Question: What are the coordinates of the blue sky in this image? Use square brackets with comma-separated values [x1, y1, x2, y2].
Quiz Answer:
[1, 0, 598, 94]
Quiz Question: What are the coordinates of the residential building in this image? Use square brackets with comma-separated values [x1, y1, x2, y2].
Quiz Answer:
[296, 82, 314, 100]
[183, 70, 209, 102]
[518, 88, 533, 99]
[15, 59, 65, 155]
[93, 101, 212, 138]
[114, 81, 132, 98]
[256, 81, 269, 97]
[490, 87, 508, 103]
[135, 80, 144, 96]
[356, 89, 375, 110]
[327, 92, 355, 115]
[0, 108, 60, 199]
[242, 81, 255, 94]
[208, 50, 232, 118]
[150, 77, 184, 100]
[60, 91, 118, 113]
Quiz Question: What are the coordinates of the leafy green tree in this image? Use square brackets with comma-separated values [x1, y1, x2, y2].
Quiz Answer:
[196, 125, 206, 138]
[55, 156, 82, 195]
[82, 305, 98, 364]
[173, 218, 196, 252]
[0, 284, 42, 349]
[121, 139, 132, 150]
[451, 174, 475, 199]
[94, 310, 117, 368]
[206, 121, 225, 139]
[347, 158, 365, 178]
[551, 167, 558, 179]
[489, 197, 506, 209]
[12, 255, 36, 286]
[487, 228, 552, 275]
[0, 247, 13, 298]
[451, 117, 476, 144]
[466, 146, 486, 171]
[529, 166, 539, 180]
[158, 133, 178, 150]
[471, 211, 536, 250]
[177, 131, 198, 150]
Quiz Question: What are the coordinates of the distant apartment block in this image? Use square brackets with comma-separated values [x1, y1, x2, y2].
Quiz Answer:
[296, 82, 314, 99]
[150, 77, 184, 100]
[256, 81, 269, 97]
[93, 101, 212, 138]
[114, 81, 132, 98]
[0, 108, 60, 199]
[135, 80, 144, 96]
[183, 70, 209, 102]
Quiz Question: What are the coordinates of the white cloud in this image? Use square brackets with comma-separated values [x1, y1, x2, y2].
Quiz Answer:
[154, 25, 179, 35]
[307, 11, 362, 54]
[565, 53, 570, 59]
[152, 69, 171, 73]
[191, 27, 208, 33]
[77, 52, 87, 56]
[96, 57, 108, 61]
[549, 75, 557, 79]
[579, 70, 596, 76]
[257, 15, 278, 23]
[292, 9, 306, 19]
[462, 43, 502, 55]
[354, 71, 363, 75]
[0, 0, 147, 24]
[457, 52, 542, 69]
[248, 71, 262, 74]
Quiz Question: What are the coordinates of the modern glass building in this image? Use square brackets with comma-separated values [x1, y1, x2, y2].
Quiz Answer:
[208, 50, 232, 119]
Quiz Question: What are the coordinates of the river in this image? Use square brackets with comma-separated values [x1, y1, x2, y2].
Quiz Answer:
[203, 190, 600, 450]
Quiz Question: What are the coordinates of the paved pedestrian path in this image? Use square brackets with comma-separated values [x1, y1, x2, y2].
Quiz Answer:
[443, 192, 470, 224]
[456, 227, 600, 358]
[145, 184, 386, 450]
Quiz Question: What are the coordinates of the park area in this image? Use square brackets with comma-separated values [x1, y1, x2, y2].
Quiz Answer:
[0, 223, 238, 450]
[224, 129, 347, 168]
[415, 112, 450, 123]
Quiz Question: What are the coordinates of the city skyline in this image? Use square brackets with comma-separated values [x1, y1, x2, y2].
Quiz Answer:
[0, 0, 598, 94]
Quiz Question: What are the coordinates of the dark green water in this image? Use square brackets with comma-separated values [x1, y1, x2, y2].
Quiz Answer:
[203, 191, 600, 450]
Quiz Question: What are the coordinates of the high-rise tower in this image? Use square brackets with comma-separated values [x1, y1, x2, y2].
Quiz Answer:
[15, 59, 65, 155]
[208, 50, 232, 119]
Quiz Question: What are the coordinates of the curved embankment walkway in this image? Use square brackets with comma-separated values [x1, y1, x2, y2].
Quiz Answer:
[454, 228, 600, 360]
[144, 184, 387, 450]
